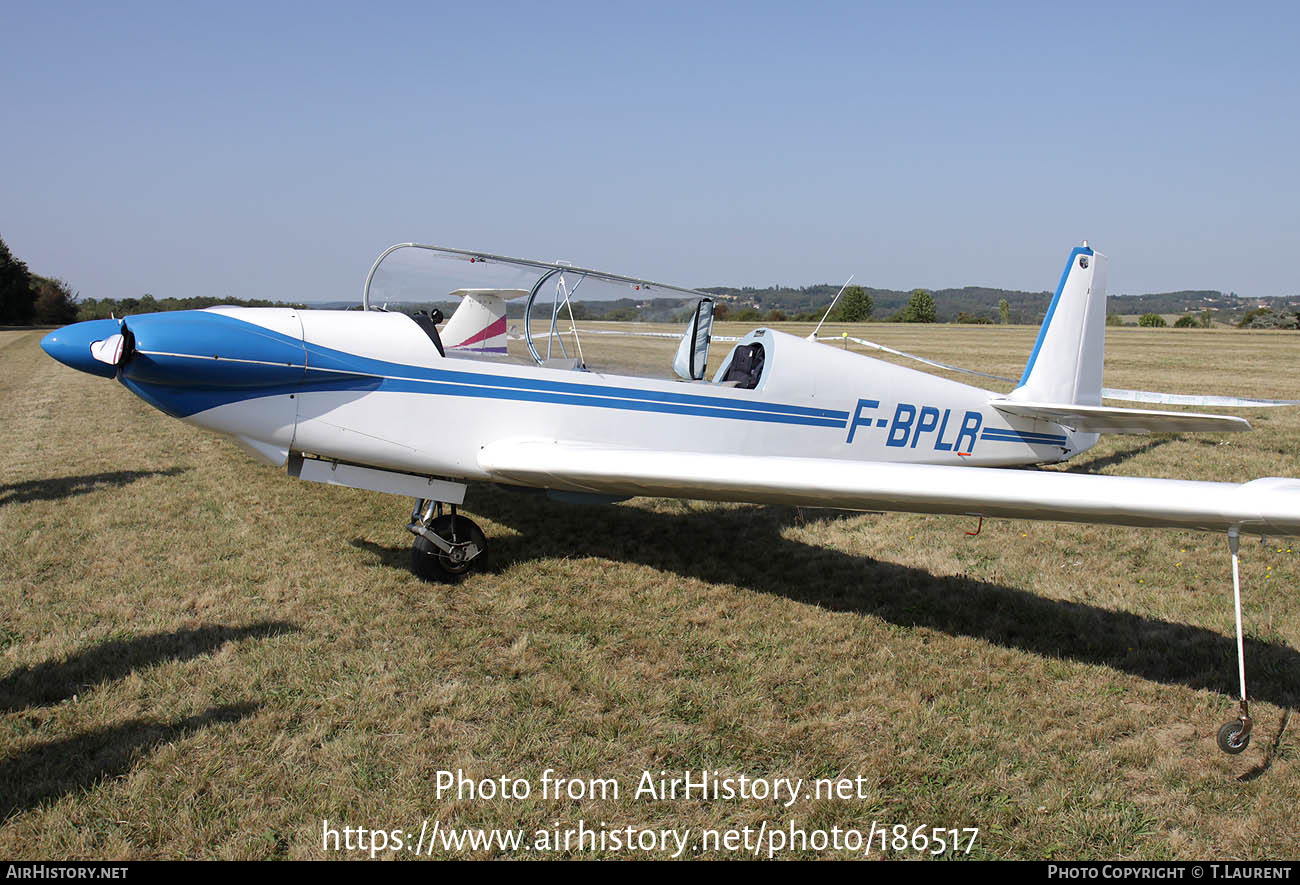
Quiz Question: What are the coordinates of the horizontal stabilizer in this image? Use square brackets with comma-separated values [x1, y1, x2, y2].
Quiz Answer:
[448, 288, 529, 301]
[990, 401, 1251, 434]
[478, 440, 1300, 535]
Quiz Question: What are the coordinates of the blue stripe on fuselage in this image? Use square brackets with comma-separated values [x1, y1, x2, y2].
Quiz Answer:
[118, 311, 850, 427]
[980, 428, 1068, 445]
[119, 311, 1073, 447]
[303, 341, 847, 421]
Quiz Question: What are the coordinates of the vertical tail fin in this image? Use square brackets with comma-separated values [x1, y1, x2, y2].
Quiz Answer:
[1009, 244, 1108, 406]
[441, 288, 527, 356]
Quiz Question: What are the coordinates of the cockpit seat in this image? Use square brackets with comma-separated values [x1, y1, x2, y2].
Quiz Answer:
[721, 343, 765, 389]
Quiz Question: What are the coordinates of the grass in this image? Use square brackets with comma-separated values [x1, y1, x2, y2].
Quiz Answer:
[2, 321, 1299, 859]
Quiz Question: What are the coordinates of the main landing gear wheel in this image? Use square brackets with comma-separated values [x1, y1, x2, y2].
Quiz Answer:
[408, 500, 487, 582]
[411, 514, 487, 582]
[1217, 718, 1251, 755]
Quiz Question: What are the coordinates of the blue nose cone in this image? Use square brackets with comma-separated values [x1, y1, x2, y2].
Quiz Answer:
[40, 319, 126, 378]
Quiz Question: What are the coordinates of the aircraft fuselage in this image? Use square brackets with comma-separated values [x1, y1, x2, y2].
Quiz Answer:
[40, 307, 1092, 481]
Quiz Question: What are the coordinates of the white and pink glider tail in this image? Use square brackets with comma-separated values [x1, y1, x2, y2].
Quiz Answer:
[440, 288, 528, 356]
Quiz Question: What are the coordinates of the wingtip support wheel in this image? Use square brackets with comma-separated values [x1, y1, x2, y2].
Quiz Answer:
[1217, 716, 1252, 755]
[1220, 530, 1253, 755]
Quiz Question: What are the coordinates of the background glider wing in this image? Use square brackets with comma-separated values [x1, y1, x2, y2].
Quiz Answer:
[989, 401, 1251, 434]
[1101, 388, 1300, 408]
[815, 335, 1300, 409]
[478, 440, 1300, 535]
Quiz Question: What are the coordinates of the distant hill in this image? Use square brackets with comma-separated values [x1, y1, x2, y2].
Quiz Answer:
[8, 232, 1300, 327]
[66, 288, 1300, 326]
[700, 284, 1300, 324]
[695, 284, 1049, 324]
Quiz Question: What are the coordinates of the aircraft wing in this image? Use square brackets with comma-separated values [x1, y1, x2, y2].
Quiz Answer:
[478, 440, 1300, 535]
[990, 401, 1251, 434]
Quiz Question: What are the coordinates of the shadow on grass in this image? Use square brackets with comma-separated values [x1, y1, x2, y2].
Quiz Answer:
[355, 484, 1300, 708]
[0, 467, 190, 506]
[0, 703, 258, 821]
[0, 622, 298, 713]
[1238, 708, 1293, 782]
[1057, 438, 1174, 474]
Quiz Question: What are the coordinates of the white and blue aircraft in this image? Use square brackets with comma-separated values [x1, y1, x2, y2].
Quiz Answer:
[40, 242, 1299, 753]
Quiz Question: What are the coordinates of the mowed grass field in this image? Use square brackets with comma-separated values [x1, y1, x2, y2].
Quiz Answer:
[2, 321, 1299, 859]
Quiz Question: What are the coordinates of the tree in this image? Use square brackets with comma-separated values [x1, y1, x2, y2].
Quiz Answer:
[1138, 313, 1167, 327]
[1238, 307, 1272, 328]
[32, 277, 79, 325]
[835, 286, 873, 322]
[998, 298, 1010, 325]
[1239, 307, 1299, 329]
[896, 289, 937, 323]
[1174, 314, 1201, 328]
[0, 235, 35, 326]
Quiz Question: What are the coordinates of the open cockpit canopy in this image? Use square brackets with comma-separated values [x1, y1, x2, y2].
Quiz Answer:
[362, 242, 717, 374]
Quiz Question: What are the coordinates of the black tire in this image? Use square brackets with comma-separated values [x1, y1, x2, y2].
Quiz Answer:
[1217, 720, 1250, 755]
[410, 514, 487, 582]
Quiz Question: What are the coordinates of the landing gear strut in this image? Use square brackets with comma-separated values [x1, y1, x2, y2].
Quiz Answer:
[407, 498, 487, 582]
[1218, 528, 1253, 754]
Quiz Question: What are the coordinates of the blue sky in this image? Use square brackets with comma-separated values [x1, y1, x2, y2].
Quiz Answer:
[2, 1, 1297, 303]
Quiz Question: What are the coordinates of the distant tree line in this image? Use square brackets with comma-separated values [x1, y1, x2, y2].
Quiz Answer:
[702, 282, 1013, 323]
[7, 231, 1299, 328]
[76, 293, 303, 321]
[702, 283, 1300, 325]
[1109, 309, 1217, 328]
[1, 235, 79, 325]
[1, 233, 308, 325]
